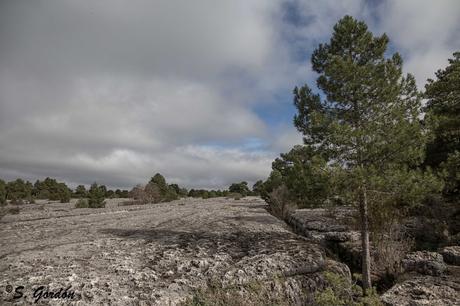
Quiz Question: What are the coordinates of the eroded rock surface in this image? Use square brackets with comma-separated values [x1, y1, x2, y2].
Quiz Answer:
[286, 208, 363, 274]
[402, 251, 446, 276]
[441, 246, 460, 266]
[0, 197, 342, 305]
[381, 274, 460, 306]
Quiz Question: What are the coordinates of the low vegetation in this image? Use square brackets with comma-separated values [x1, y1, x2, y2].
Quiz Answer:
[315, 272, 382, 306]
[182, 278, 292, 306]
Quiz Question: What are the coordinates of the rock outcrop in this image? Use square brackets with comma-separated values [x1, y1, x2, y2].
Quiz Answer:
[0, 197, 347, 305]
[381, 275, 460, 306]
[284, 206, 460, 306]
[401, 251, 446, 276]
[441, 246, 460, 266]
[286, 207, 364, 275]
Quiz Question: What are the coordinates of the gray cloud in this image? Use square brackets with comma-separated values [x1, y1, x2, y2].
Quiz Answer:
[1, 0, 459, 189]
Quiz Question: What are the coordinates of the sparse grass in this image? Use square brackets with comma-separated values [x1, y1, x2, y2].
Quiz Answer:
[181, 277, 294, 306]
[315, 272, 382, 306]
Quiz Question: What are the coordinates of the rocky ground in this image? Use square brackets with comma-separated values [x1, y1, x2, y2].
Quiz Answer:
[287, 207, 460, 306]
[0, 197, 346, 305]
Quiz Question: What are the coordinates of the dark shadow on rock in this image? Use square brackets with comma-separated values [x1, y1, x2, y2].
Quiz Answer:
[228, 203, 268, 210]
[99, 228, 317, 260]
[226, 215, 279, 225]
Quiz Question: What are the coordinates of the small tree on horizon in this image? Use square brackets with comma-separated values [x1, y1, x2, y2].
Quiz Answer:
[0, 179, 6, 205]
[75, 185, 87, 198]
[88, 182, 106, 208]
[293, 16, 441, 291]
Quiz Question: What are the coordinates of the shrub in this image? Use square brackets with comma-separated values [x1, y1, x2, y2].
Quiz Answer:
[8, 207, 20, 215]
[74, 185, 87, 198]
[267, 185, 296, 220]
[75, 198, 89, 208]
[10, 197, 25, 205]
[0, 179, 6, 206]
[315, 272, 382, 306]
[228, 181, 250, 197]
[33, 177, 71, 201]
[7, 179, 33, 201]
[145, 182, 162, 203]
[181, 278, 290, 306]
[373, 224, 414, 279]
[227, 192, 242, 200]
[87, 183, 106, 208]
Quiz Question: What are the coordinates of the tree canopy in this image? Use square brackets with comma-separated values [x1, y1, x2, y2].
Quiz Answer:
[292, 15, 441, 290]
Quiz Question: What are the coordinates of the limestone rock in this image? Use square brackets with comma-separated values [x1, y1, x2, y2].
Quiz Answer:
[381, 275, 460, 306]
[441, 246, 460, 266]
[402, 251, 446, 276]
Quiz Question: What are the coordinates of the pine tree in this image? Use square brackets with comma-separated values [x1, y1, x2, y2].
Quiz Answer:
[0, 179, 6, 205]
[424, 52, 460, 195]
[293, 16, 441, 290]
[88, 183, 105, 208]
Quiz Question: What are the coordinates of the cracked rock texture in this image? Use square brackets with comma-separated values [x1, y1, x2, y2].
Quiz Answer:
[381, 274, 460, 306]
[0, 197, 344, 305]
[441, 246, 460, 266]
[402, 251, 446, 276]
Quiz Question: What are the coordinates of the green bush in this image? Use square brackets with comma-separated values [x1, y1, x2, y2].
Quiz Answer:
[75, 198, 89, 208]
[0, 179, 6, 206]
[7, 179, 33, 200]
[228, 192, 242, 200]
[228, 181, 250, 197]
[87, 183, 106, 208]
[315, 272, 382, 306]
[33, 177, 71, 201]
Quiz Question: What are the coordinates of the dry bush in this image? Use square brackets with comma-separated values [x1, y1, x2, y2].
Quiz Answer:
[145, 182, 162, 203]
[373, 223, 414, 277]
[267, 185, 297, 220]
[127, 182, 162, 205]
[129, 184, 148, 204]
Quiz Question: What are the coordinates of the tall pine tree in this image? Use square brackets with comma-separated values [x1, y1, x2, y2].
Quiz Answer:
[424, 52, 460, 195]
[293, 16, 441, 290]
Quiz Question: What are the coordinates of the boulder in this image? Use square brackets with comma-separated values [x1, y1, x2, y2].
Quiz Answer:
[441, 246, 460, 266]
[381, 275, 460, 306]
[402, 251, 446, 276]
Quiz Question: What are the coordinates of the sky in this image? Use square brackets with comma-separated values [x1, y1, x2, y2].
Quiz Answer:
[1, 0, 459, 190]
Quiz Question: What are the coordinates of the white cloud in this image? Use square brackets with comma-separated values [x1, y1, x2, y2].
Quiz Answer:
[1, 0, 459, 189]
[377, 0, 460, 87]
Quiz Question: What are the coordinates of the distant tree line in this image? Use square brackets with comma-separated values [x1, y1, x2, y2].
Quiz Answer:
[0, 177, 129, 205]
[0, 174, 264, 207]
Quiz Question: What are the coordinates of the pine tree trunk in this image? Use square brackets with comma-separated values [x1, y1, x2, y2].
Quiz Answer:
[359, 186, 372, 292]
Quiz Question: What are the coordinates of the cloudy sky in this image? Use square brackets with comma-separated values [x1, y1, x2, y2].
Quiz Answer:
[1, 0, 459, 189]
